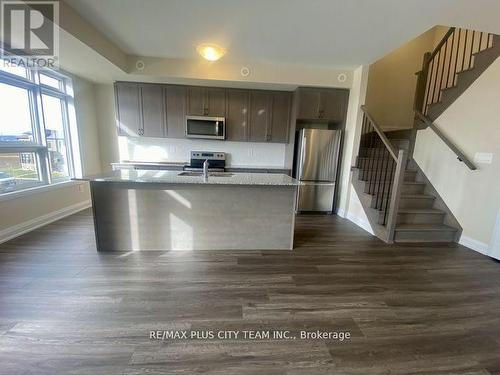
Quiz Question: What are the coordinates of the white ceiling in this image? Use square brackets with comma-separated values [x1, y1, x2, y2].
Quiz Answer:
[64, 0, 500, 67]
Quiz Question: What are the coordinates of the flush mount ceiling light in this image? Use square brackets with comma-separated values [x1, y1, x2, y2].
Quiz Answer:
[196, 43, 226, 61]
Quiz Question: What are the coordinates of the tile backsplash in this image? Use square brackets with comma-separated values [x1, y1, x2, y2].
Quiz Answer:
[118, 136, 287, 167]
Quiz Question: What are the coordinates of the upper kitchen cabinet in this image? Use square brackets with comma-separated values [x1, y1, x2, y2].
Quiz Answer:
[225, 89, 249, 142]
[187, 86, 226, 117]
[269, 91, 292, 143]
[249, 90, 272, 142]
[115, 82, 167, 138]
[248, 90, 292, 143]
[140, 84, 166, 138]
[115, 82, 141, 137]
[164, 85, 186, 138]
[297, 87, 349, 122]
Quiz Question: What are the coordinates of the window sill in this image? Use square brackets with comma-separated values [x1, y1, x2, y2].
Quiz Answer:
[0, 180, 86, 202]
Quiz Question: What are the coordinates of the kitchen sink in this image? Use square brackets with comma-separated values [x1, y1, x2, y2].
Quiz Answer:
[178, 171, 234, 177]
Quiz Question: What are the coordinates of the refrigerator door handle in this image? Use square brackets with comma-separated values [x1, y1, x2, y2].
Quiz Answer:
[299, 134, 307, 179]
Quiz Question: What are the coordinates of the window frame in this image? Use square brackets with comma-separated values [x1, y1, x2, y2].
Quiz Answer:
[0, 64, 78, 194]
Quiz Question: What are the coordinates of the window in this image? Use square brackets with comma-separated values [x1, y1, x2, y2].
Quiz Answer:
[0, 61, 79, 195]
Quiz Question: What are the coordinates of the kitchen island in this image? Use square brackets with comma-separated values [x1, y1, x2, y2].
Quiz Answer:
[83, 170, 298, 251]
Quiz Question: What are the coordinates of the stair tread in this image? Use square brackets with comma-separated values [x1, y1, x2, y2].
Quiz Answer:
[395, 224, 458, 232]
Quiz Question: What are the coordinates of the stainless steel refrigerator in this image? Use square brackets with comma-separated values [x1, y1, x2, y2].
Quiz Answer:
[294, 129, 342, 212]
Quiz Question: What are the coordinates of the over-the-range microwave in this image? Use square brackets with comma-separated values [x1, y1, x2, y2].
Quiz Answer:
[185, 116, 225, 140]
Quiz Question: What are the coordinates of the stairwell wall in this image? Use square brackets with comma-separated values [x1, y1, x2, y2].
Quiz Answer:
[364, 27, 440, 130]
[413, 56, 500, 253]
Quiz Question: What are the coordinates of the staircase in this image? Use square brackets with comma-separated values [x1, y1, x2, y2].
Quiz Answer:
[352, 125, 461, 243]
[352, 26, 500, 244]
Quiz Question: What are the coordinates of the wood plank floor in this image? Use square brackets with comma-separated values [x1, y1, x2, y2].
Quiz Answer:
[1, 209, 500, 374]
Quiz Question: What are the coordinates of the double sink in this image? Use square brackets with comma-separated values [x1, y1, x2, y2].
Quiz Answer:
[178, 171, 234, 177]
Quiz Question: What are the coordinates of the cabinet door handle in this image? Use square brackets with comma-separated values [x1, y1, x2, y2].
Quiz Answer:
[138, 128, 144, 136]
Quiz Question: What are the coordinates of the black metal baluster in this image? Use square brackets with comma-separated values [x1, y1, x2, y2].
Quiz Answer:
[446, 31, 455, 88]
[372, 142, 383, 195]
[383, 160, 396, 225]
[453, 29, 461, 86]
[431, 50, 441, 104]
[366, 123, 376, 184]
[469, 30, 476, 69]
[376, 149, 388, 209]
[461, 30, 468, 72]
[439, 39, 449, 96]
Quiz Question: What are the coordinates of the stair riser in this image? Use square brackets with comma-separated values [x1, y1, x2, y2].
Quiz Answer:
[364, 183, 425, 195]
[358, 169, 416, 182]
[359, 148, 393, 158]
[398, 197, 435, 209]
[390, 140, 410, 150]
[394, 213, 445, 225]
[394, 230, 457, 242]
[370, 196, 435, 209]
[357, 159, 397, 169]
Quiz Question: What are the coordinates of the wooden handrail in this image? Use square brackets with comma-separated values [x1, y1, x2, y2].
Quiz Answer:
[429, 27, 456, 61]
[415, 110, 477, 170]
[360, 106, 398, 161]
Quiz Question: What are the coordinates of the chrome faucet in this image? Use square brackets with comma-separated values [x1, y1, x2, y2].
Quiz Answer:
[203, 159, 209, 180]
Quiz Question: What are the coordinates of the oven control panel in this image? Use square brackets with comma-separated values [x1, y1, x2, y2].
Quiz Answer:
[190, 151, 226, 161]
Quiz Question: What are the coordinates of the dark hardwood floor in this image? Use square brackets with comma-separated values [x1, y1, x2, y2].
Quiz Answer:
[1, 209, 499, 374]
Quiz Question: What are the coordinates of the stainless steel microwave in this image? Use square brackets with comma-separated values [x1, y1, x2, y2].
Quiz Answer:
[185, 116, 225, 140]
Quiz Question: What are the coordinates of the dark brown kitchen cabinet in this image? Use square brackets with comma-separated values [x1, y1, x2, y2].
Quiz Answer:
[249, 91, 272, 142]
[164, 85, 186, 138]
[297, 87, 349, 122]
[140, 84, 166, 138]
[297, 88, 321, 120]
[269, 91, 292, 143]
[187, 86, 226, 116]
[115, 82, 141, 137]
[115, 82, 166, 138]
[225, 89, 249, 141]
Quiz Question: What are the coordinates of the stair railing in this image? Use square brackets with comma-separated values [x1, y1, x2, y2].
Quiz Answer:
[359, 106, 407, 241]
[414, 27, 494, 115]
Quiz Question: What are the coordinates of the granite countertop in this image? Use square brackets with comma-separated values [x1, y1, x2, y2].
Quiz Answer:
[78, 170, 298, 186]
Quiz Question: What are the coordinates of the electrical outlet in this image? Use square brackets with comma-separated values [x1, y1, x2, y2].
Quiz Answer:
[78, 184, 85, 193]
[474, 152, 494, 164]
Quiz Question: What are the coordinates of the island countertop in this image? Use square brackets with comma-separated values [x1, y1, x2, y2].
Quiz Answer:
[79, 170, 299, 187]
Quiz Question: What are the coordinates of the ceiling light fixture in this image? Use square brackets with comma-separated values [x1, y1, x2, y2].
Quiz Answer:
[197, 43, 226, 61]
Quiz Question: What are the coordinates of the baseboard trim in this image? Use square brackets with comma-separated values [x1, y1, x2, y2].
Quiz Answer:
[346, 211, 374, 235]
[337, 208, 346, 218]
[459, 235, 489, 256]
[0, 200, 91, 245]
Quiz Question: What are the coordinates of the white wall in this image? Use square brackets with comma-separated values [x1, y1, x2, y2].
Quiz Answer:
[364, 27, 437, 129]
[414, 57, 500, 252]
[336, 65, 372, 232]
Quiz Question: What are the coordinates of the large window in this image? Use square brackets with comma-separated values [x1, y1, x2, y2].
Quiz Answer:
[0, 62, 78, 195]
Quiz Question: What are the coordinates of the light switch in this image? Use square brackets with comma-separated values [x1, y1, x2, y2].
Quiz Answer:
[474, 152, 494, 164]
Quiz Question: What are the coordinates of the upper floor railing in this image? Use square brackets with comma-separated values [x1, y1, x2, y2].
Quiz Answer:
[414, 27, 494, 115]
